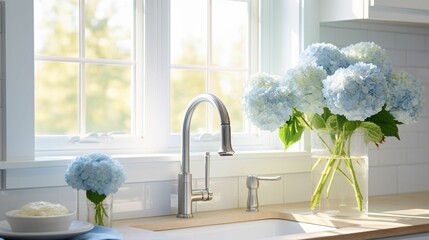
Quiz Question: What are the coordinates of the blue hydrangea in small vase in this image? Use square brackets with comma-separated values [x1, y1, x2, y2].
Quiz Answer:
[65, 153, 126, 226]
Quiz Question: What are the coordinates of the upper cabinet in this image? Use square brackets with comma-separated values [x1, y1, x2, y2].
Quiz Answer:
[320, 0, 429, 24]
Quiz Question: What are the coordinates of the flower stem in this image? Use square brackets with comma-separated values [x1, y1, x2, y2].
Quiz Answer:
[311, 130, 365, 213]
[346, 158, 363, 211]
[311, 157, 337, 209]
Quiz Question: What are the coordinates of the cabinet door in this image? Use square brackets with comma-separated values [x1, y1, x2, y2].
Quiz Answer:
[320, 0, 429, 24]
[319, 0, 368, 22]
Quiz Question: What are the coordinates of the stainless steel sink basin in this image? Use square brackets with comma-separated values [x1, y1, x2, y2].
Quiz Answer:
[159, 218, 336, 240]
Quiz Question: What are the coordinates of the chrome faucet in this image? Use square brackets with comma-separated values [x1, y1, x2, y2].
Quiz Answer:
[177, 93, 234, 218]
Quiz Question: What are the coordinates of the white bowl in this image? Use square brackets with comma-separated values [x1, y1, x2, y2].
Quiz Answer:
[5, 210, 76, 233]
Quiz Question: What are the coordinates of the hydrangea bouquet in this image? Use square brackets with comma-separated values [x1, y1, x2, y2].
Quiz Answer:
[243, 42, 425, 213]
[65, 153, 126, 226]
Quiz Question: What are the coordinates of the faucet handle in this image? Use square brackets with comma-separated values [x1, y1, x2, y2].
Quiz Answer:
[246, 175, 282, 212]
[246, 175, 281, 189]
[205, 152, 210, 190]
[191, 152, 213, 202]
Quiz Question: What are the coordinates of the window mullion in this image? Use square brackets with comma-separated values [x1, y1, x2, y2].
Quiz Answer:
[207, 0, 213, 132]
[79, 0, 85, 135]
[144, 0, 171, 151]
[132, 0, 144, 136]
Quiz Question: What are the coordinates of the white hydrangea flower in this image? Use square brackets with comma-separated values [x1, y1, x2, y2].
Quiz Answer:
[323, 62, 388, 121]
[284, 65, 328, 115]
[300, 43, 350, 75]
[342, 42, 392, 77]
[242, 73, 294, 131]
[386, 71, 425, 124]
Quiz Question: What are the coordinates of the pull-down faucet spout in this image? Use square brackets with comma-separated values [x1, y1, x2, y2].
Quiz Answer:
[177, 93, 234, 218]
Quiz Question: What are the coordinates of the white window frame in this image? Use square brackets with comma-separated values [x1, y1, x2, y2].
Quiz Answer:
[34, 0, 146, 157]
[1, 0, 314, 162]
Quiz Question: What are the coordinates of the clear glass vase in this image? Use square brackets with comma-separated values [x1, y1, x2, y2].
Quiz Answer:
[87, 194, 113, 227]
[311, 130, 368, 218]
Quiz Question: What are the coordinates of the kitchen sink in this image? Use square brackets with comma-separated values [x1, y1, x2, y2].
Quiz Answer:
[158, 218, 335, 240]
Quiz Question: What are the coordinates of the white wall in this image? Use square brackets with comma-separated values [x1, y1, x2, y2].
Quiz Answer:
[0, 19, 428, 221]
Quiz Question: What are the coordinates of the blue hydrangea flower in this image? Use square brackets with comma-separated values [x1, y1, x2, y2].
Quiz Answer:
[65, 153, 126, 195]
[300, 43, 350, 75]
[342, 42, 392, 77]
[242, 72, 294, 131]
[386, 71, 425, 124]
[284, 65, 328, 114]
[322, 62, 388, 121]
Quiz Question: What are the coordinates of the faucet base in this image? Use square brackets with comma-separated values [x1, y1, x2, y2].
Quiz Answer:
[177, 213, 193, 218]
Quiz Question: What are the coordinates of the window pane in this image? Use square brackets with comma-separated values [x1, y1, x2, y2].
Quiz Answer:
[212, 0, 248, 68]
[35, 61, 79, 135]
[211, 71, 245, 132]
[171, 0, 207, 65]
[85, 64, 131, 133]
[34, 0, 79, 57]
[85, 0, 133, 60]
[170, 69, 206, 133]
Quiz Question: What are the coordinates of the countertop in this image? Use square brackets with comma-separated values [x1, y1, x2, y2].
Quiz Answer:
[113, 192, 429, 239]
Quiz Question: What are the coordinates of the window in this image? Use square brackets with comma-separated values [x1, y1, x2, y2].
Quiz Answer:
[0, 0, 313, 160]
[34, 0, 135, 135]
[170, 0, 252, 134]
[32, 0, 275, 156]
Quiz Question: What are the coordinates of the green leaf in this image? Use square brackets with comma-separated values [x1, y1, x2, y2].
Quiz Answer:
[343, 121, 360, 132]
[86, 191, 107, 205]
[321, 107, 332, 122]
[336, 115, 347, 130]
[360, 122, 384, 144]
[366, 107, 400, 140]
[326, 116, 338, 133]
[279, 114, 305, 150]
[309, 114, 326, 130]
[308, 108, 334, 130]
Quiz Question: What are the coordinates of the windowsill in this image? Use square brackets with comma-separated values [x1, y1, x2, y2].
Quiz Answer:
[0, 150, 310, 170]
[1, 150, 312, 189]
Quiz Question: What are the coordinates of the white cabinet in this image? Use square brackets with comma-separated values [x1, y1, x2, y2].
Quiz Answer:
[320, 0, 429, 24]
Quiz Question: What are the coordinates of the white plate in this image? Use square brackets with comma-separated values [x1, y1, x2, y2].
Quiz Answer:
[0, 220, 94, 239]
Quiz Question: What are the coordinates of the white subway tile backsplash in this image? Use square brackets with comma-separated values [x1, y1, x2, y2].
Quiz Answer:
[396, 33, 425, 51]
[5, 166, 68, 189]
[377, 148, 408, 166]
[283, 173, 311, 203]
[385, 49, 407, 66]
[406, 51, 429, 67]
[114, 181, 177, 220]
[195, 177, 239, 212]
[418, 131, 429, 148]
[381, 131, 417, 149]
[369, 166, 397, 196]
[397, 164, 429, 193]
[407, 148, 429, 165]
[415, 68, 429, 82]
[361, 22, 409, 33]
[322, 21, 362, 30]
[319, 26, 337, 44]
[335, 28, 368, 47]
[368, 150, 379, 167]
[406, 26, 429, 35]
[367, 31, 396, 48]
[424, 36, 429, 51]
